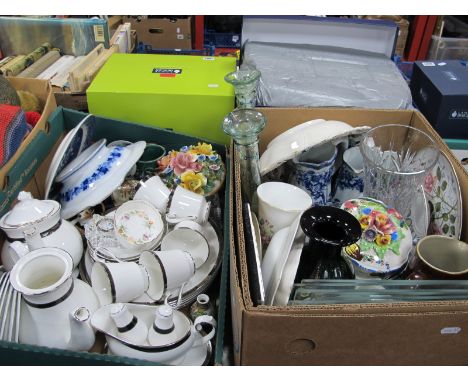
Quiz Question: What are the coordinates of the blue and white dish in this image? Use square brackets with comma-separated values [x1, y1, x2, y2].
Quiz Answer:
[44, 114, 95, 199]
[59, 140, 146, 220]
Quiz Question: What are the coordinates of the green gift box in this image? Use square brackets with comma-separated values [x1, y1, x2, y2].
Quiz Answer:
[87, 53, 236, 145]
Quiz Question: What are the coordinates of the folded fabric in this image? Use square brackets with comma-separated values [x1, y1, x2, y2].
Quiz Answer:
[25, 111, 41, 127]
[0, 104, 30, 167]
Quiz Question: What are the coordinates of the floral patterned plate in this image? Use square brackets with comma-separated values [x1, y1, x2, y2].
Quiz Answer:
[341, 198, 413, 278]
[114, 200, 164, 251]
[423, 151, 462, 239]
[157, 143, 225, 197]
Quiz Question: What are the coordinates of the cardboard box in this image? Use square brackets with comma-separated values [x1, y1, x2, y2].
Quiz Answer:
[87, 53, 236, 145]
[410, 60, 468, 140]
[122, 16, 192, 50]
[53, 90, 89, 112]
[0, 78, 57, 216]
[0, 107, 231, 365]
[230, 107, 468, 365]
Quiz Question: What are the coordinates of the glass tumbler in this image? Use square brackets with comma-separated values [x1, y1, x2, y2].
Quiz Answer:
[359, 124, 439, 220]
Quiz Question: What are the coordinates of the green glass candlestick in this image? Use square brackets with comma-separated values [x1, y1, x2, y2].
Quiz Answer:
[222, 108, 266, 206]
[224, 68, 261, 109]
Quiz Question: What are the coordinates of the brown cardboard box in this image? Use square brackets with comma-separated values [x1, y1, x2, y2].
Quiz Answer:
[0, 78, 57, 209]
[122, 16, 192, 50]
[230, 107, 468, 366]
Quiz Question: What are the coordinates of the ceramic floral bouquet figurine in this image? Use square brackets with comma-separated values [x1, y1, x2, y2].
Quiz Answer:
[340, 198, 412, 278]
[157, 143, 225, 197]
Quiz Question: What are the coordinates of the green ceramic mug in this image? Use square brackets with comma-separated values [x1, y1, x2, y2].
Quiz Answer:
[136, 143, 166, 178]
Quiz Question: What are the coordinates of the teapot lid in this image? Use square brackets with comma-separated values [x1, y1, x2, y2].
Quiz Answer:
[149, 304, 192, 348]
[0, 191, 60, 231]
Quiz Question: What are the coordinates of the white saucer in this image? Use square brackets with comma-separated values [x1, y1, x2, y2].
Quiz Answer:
[259, 120, 370, 176]
[44, 114, 95, 199]
[60, 141, 146, 219]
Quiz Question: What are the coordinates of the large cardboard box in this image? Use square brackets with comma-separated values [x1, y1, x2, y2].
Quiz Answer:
[0, 107, 231, 365]
[0, 78, 57, 216]
[410, 60, 468, 140]
[230, 107, 468, 366]
[87, 53, 236, 145]
[123, 16, 192, 50]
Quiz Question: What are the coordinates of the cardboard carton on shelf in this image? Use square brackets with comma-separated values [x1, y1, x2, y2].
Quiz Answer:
[230, 107, 468, 366]
[122, 16, 192, 50]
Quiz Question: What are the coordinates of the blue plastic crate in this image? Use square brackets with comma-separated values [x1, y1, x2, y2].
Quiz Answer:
[204, 30, 241, 48]
[136, 42, 215, 56]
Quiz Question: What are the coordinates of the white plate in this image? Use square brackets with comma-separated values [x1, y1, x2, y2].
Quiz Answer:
[265, 215, 301, 305]
[424, 151, 463, 239]
[44, 114, 94, 199]
[60, 141, 146, 219]
[259, 120, 370, 176]
[261, 227, 288, 298]
[273, 229, 305, 306]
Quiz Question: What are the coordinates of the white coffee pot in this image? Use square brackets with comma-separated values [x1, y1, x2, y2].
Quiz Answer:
[0, 191, 83, 271]
[10, 248, 99, 351]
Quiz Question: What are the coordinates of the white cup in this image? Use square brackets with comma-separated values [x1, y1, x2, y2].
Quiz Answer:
[257, 182, 312, 246]
[133, 176, 171, 213]
[91, 262, 150, 305]
[139, 249, 195, 302]
[161, 222, 210, 269]
[166, 186, 211, 225]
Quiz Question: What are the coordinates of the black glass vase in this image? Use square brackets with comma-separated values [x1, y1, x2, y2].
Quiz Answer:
[294, 206, 362, 281]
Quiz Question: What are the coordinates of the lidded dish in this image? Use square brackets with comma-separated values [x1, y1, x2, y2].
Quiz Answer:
[0, 191, 61, 238]
[0, 191, 83, 271]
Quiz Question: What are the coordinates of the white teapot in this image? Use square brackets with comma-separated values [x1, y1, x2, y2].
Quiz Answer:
[91, 302, 216, 364]
[0, 191, 83, 271]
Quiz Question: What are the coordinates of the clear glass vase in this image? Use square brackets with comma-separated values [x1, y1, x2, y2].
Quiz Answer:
[224, 68, 261, 109]
[222, 108, 266, 206]
[359, 124, 439, 221]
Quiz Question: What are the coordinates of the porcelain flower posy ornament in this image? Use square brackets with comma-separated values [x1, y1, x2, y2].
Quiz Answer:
[157, 143, 225, 196]
[340, 198, 412, 278]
